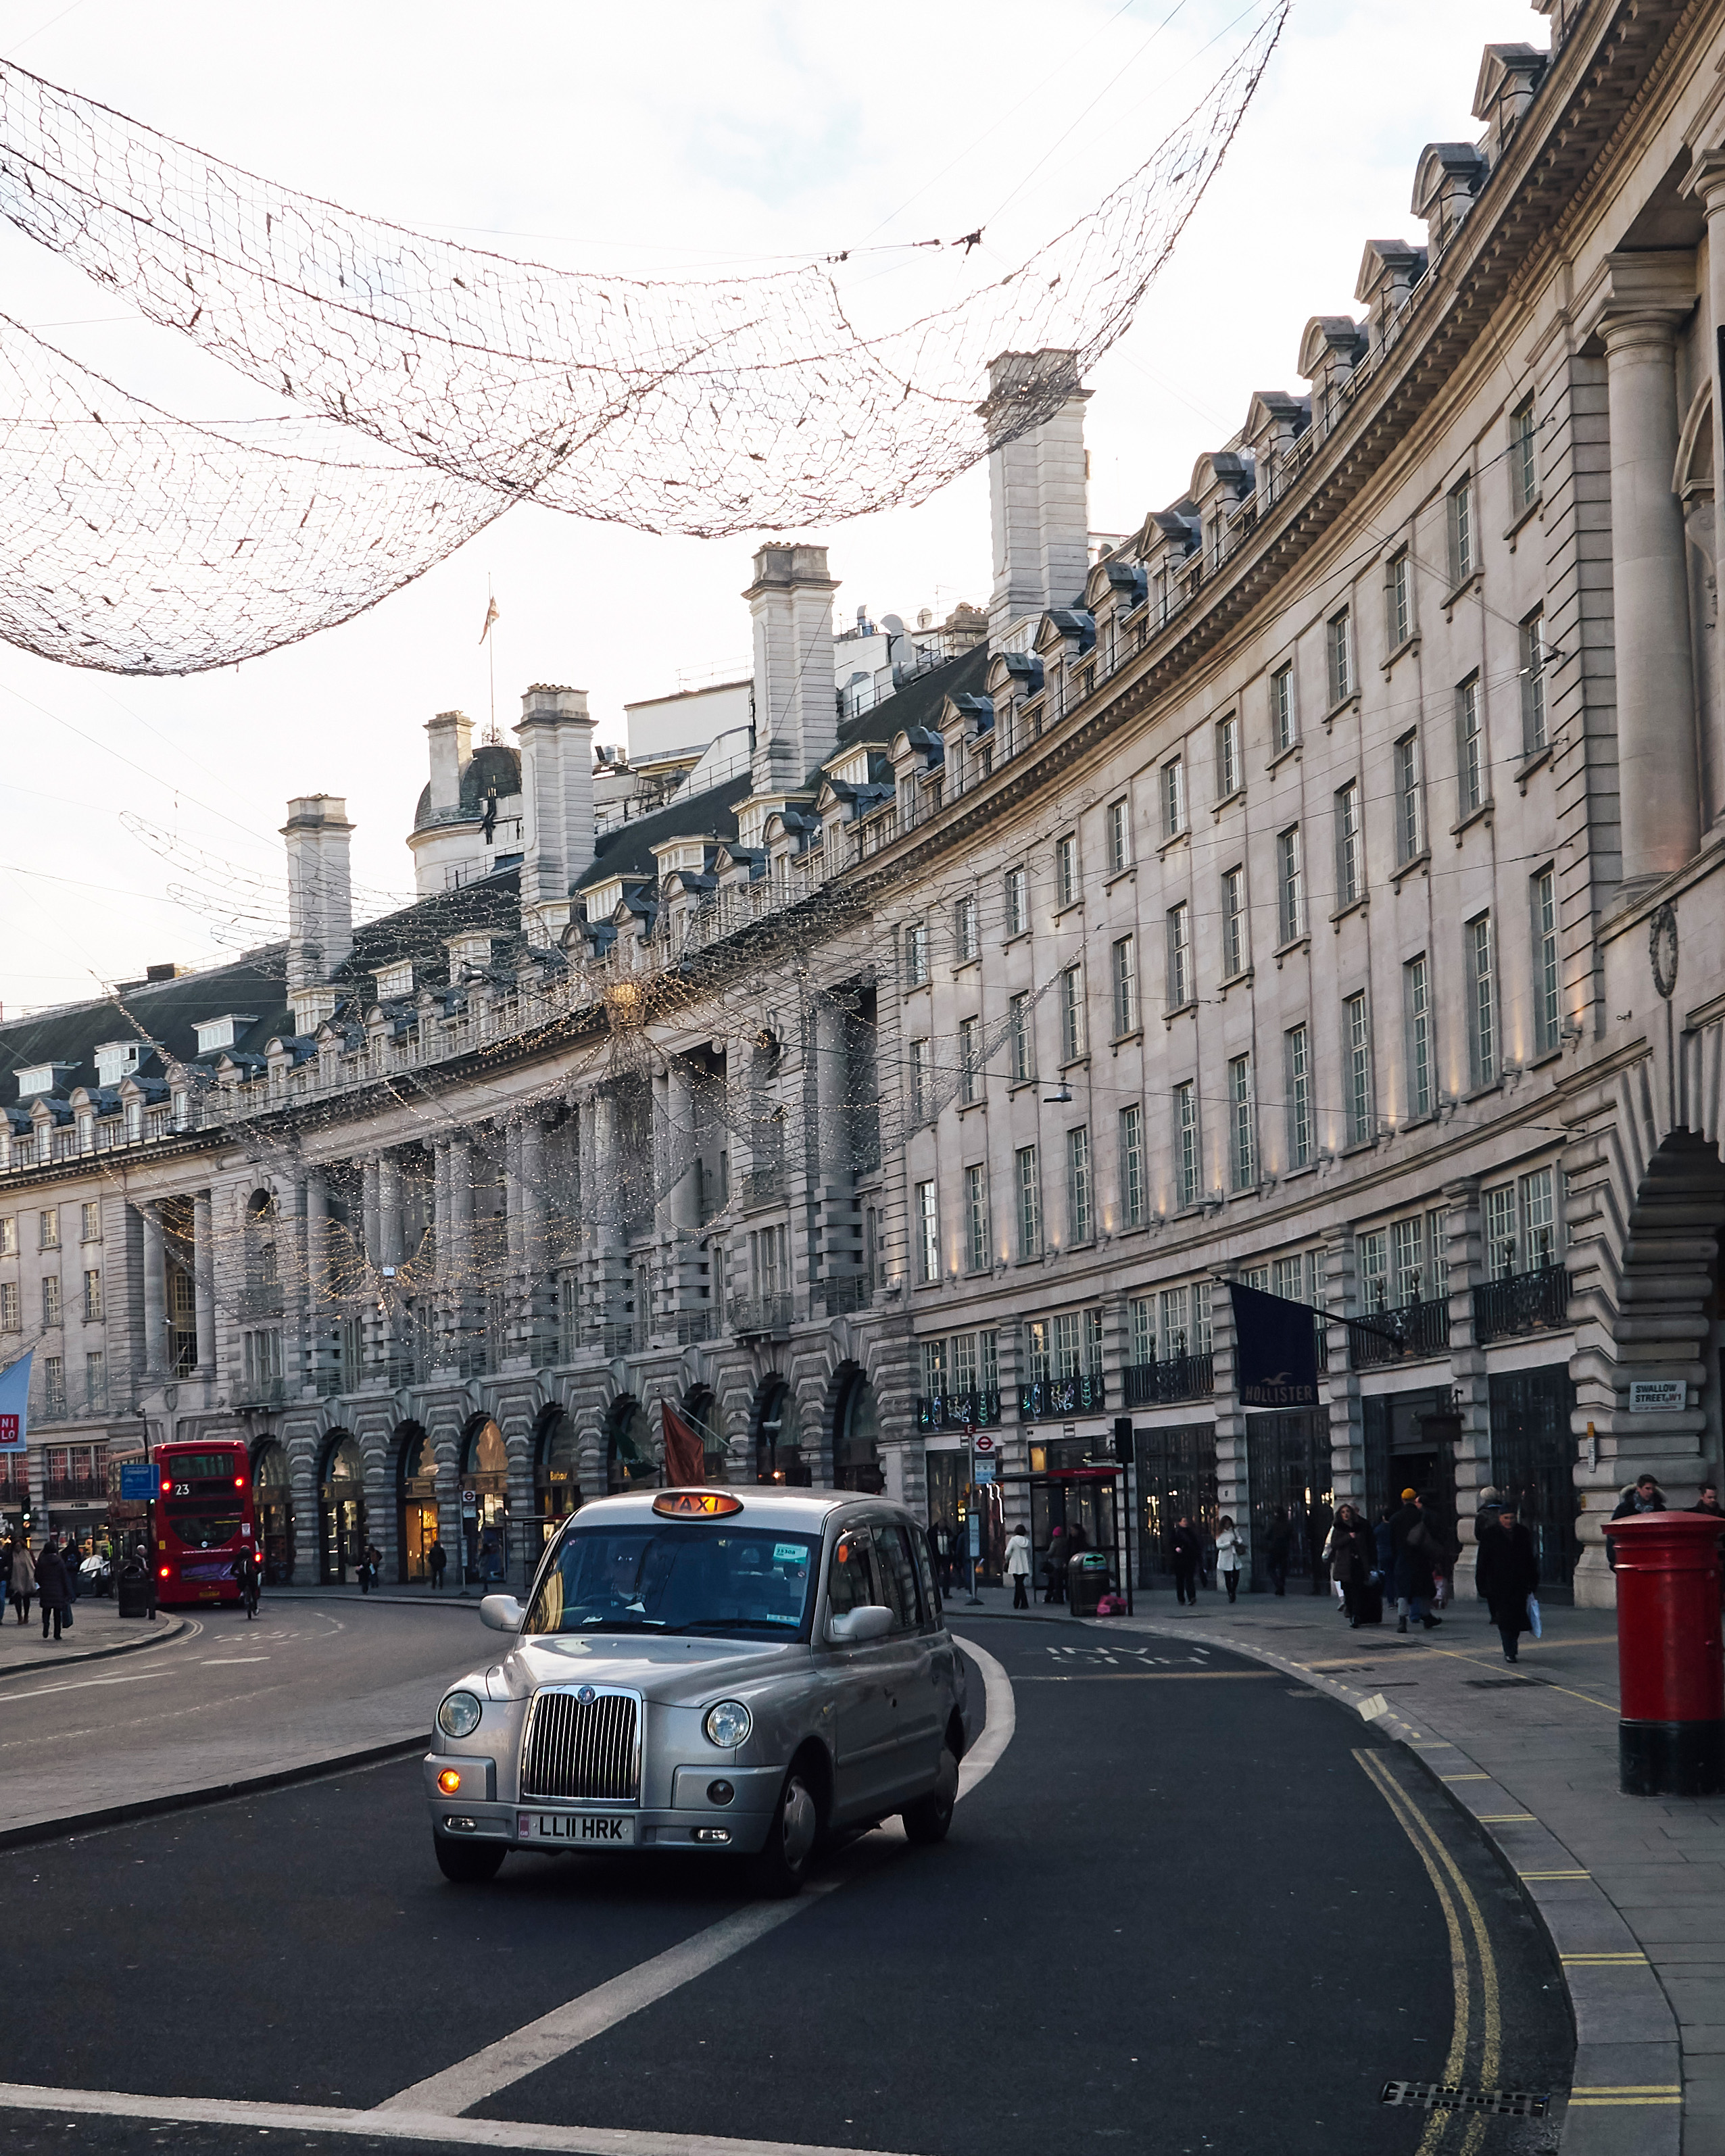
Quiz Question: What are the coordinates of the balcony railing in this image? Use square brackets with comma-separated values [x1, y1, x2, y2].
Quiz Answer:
[1121, 1354, 1213, 1408]
[585, 1323, 635, 1358]
[237, 1375, 287, 1407]
[1473, 1265, 1571, 1345]
[816, 1274, 872, 1317]
[915, 1390, 1002, 1434]
[729, 1294, 794, 1338]
[1348, 1295, 1451, 1371]
[1018, 1372, 1107, 1419]
[45, 1473, 106, 1501]
[675, 1310, 712, 1346]
[740, 1167, 788, 1210]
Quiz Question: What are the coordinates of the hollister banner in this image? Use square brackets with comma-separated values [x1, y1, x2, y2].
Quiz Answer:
[1228, 1283, 1319, 1410]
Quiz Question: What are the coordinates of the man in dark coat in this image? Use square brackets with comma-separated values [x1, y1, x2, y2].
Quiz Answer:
[1264, 1507, 1294, 1596]
[1169, 1515, 1203, 1607]
[34, 1536, 72, 1642]
[1607, 1474, 1670, 1569]
[1476, 1502, 1540, 1663]
[1390, 1490, 1440, 1634]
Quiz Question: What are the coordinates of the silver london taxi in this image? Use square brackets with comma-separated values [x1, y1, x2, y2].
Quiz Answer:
[422, 1486, 971, 1896]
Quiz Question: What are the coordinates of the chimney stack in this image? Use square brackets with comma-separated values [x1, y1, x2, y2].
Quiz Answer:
[515, 684, 596, 944]
[426, 710, 472, 815]
[746, 544, 839, 793]
[281, 794, 354, 992]
[983, 349, 1091, 649]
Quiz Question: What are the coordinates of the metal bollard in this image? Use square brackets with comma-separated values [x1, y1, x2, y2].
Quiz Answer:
[1603, 1511, 1724, 1796]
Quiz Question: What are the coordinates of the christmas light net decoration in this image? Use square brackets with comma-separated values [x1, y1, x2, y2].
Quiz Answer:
[0, 4, 1286, 672]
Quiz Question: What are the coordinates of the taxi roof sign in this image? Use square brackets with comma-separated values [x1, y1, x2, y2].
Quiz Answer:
[652, 1489, 744, 1519]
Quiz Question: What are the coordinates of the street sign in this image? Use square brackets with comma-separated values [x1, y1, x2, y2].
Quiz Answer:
[973, 1454, 996, 1482]
[967, 1513, 981, 1556]
[1630, 1380, 1685, 1412]
[119, 1462, 160, 1500]
[973, 1432, 996, 1453]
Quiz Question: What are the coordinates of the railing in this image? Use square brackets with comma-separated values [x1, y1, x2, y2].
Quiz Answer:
[237, 1281, 285, 1318]
[740, 1167, 788, 1210]
[44, 1472, 106, 1501]
[237, 1375, 287, 1408]
[1018, 1372, 1107, 1419]
[585, 1323, 635, 1358]
[1473, 1265, 1571, 1345]
[675, 1310, 712, 1346]
[1122, 1354, 1213, 1407]
[916, 1390, 1002, 1434]
[816, 1275, 872, 1317]
[1348, 1295, 1451, 1371]
[729, 1293, 794, 1337]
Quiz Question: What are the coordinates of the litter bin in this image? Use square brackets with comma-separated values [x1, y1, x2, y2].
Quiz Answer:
[116, 1569, 156, 1620]
[1068, 1552, 1111, 1619]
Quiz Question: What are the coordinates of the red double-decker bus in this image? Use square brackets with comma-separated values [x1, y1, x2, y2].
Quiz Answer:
[152, 1438, 256, 1607]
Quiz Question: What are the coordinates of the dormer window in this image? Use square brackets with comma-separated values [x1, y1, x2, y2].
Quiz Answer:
[93, 1042, 143, 1088]
[193, 1015, 257, 1056]
[375, 962, 414, 1000]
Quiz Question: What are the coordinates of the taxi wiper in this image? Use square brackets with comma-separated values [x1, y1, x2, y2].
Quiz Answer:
[575, 1617, 665, 1630]
[668, 1617, 797, 1633]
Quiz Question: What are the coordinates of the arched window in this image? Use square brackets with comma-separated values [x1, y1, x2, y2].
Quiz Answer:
[460, 1418, 510, 1587]
[833, 1371, 883, 1494]
[755, 1379, 808, 1486]
[535, 1407, 581, 1558]
[606, 1396, 656, 1494]
[318, 1435, 366, 1585]
[253, 1441, 294, 1585]
[397, 1425, 440, 1583]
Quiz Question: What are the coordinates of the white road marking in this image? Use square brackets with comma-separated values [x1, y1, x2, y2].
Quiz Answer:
[950, 1632, 1013, 1798]
[201, 1657, 270, 1665]
[0, 1669, 170, 1705]
[0, 2083, 916, 2156]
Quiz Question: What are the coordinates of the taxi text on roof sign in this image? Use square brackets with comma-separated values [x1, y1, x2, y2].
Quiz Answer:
[652, 1490, 745, 1518]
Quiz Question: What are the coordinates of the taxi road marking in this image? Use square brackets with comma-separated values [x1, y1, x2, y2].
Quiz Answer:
[0, 1669, 170, 1705]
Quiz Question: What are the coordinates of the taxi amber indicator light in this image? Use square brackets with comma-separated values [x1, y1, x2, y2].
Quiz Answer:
[652, 1490, 744, 1519]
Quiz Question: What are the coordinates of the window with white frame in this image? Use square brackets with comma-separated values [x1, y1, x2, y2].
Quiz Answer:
[1484, 1182, 1517, 1278]
[1055, 833, 1078, 909]
[921, 1338, 949, 1399]
[965, 1163, 990, 1273]
[39, 1208, 58, 1250]
[1005, 865, 1028, 938]
[1532, 866, 1559, 1057]
[0, 1281, 18, 1330]
[1467, 912, 1496, 1089]
[1484, 1168, 1559, 1278]
[1221, 865, 1247, 979]
[1344, 991, 1373, 1146]
[1173, 1081, 1198, 1210]
[1111, 935, 1138, 1036]
[1107, 798, 1132, 873]
[1016, 1144, 1042, 1259]
[1066, 1125, 1092, 1244]
[1271, 662, 1296, 753]
[0, 1217, 14, 1255]
[1358, 1227, 1388, 1313]
[1166, 902, 1192, 1008]
[42, 1275, 61, 1327]
[903, 919, 929, 986]
[958, 1015, 981, 1105]
[1229, 1054, 1256, 1191]
[915, 1180, 939, 1283]
[1277, 825, 1306, 944]
[1059, 964, 1086, 1062]
[1387, 550, 1412, 649]
[1009, 991, 1035, 1083]
[1285, 1024, 1313, 1169]
[1119, 1103, 1146, 1227]
[1395, 733, 1424, 862]
[1130, 1296, 1155, 1367]
[954, 893, 979, 964]
[1511, 397, 1538, 512]
[1449, 473, 1475, 582]
[1520, 608, 1547, 755]
[1023, 1319, 1049, 1382]
[1457, 673, 1485, 815]
[908, 1038, 931, 1123]
[84, 1348, 105, 1411]
[1161, 756, 1187, 839]
[1272, 1250, 1321, 1313]
[82, 1269, 101, 1323]
[1335, 779, 1363, 906]
[80, 1201, 100, 1243]
[1326, 606, 1353, 706]
[1216, 712, 1240, 800]
[1405, 954, 1433, 1121]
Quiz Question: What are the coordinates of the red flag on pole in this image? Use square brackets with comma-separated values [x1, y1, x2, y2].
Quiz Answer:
[661, 1402, 706, 1486]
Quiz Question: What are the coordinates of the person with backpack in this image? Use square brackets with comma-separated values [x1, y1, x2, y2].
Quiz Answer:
[1390, 1490, 1441, 1634]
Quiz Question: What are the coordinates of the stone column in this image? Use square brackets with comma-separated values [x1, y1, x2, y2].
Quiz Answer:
[1443, 1181, 1492, 1593]
[1596, 255, 1701, 889]
[1324, 1230, 1365, 1515]
[281, 1177, 309, 1394]
[518, 1114, 548, 1360]
[378, 1152, 404, 1271]
[304, 1171, 329, 1392]
[1207, 1284, 1249, 1580]
[361, 1156, 381, 1270]
[192, 1191, 216, 1377]
[447, 1133, 474, 1369]
[140, 1201, 166, 1379]
[1683, 154, 1725, 824]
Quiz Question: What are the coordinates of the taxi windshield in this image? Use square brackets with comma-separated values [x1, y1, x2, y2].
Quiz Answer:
[525, 1523, 819, 1638]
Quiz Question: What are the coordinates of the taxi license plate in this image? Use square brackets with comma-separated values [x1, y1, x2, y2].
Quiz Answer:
[517, 1810, 635, 1846]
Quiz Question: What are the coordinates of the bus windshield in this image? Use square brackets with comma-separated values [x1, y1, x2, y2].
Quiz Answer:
[164, 1504, 243, 1549]
[526, 1524, 819, 1638]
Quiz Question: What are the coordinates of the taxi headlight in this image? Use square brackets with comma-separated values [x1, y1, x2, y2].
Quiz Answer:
[438, 1690, 483, 1740]
[703, 1699, 752, 1748]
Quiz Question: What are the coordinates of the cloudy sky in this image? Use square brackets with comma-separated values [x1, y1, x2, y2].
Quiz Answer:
[0, 0, 1526, 1016]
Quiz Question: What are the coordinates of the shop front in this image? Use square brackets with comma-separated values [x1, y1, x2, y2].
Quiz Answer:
[833, 1372, 885, 1494]
[1488, 1365, 1581, 1592]
[460, 1417, 510, 1586]
[1131, 1423, 1217, 1591]
[606, 1396, 658, 1495]
[925, 1441, 1004, 1587]
[1245, 1411, 1333, 1594]
[318, 1435, 366, 1584]
[753, 1379, 810, 1486]
[533, 1408, 581, 1566]
[253, 1440, 295, 1585]
[1363, 1388, 1461, 1544]
[397, 1427, 441, 1584]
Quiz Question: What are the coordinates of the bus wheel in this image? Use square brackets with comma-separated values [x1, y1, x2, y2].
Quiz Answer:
[433, 1834, 506, 1884]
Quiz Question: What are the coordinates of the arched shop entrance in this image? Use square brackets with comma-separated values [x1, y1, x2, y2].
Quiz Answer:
[534, 1406, 581, 1563]
[460, 1417, 510, 1586]
[318, 1434, 366, 1585]
[754, 1378, 810, 1485]
[832, 1369, 884, 1493]
[606, 1396, 657, 1494]
[397, 1425, 440, 1584]
[681, 1388, 726, 1479]
[253, 1440, 295, 1586]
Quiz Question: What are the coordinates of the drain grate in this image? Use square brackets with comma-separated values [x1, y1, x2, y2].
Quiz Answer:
[1382, 2082, 1550, 2117]
[1465, 1675, 1549, 1689]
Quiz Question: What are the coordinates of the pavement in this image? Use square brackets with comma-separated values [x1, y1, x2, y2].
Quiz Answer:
[0, 1593, 189, 1674]
[0, 1628, 1572, 2156]
[958, 1577, 1713, 2155]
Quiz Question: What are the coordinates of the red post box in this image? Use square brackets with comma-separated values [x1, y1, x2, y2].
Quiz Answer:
[1602, 1511, 1724, 1796]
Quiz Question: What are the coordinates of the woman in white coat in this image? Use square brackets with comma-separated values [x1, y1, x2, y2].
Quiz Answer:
[1213, 1516, 1246, 1604]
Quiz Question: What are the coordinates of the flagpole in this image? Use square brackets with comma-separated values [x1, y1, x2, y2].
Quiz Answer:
[487, 574, 496, 743]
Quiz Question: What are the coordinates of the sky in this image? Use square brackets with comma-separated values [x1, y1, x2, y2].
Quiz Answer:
[0, 0, 1528, 1017]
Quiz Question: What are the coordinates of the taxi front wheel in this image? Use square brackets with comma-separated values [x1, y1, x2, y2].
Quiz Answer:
[748, 1767, 819, 1898]
[901, 1743, 958, 1845]
[434, 1833, 507, 1884]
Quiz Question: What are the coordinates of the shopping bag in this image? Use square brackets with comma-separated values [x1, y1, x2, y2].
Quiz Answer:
[1332, 1579, 1345, 1601]
[1526, 1593, 1542, 1640]
[1433, 1573, 1451, 1609]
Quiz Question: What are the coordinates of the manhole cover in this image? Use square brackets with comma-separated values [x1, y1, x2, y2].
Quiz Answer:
[1382, 2082, 1549, 2117]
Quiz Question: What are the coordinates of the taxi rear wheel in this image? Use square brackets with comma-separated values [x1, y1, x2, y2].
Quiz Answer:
[901, 1742, 959, 1845]
[433, 1833, 507, 1884]
[748, 1767, 819, 1898]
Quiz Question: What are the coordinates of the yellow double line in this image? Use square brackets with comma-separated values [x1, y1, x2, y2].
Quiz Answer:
[1355, 1750, 1500, 2156]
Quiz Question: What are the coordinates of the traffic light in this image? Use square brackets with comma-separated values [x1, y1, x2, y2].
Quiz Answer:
[1112, 1417, 1133, 1465]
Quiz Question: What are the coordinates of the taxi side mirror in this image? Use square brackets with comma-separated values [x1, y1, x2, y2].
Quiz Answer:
[480, 1594, 525, 1633]
[827, 1604, 894, 1646]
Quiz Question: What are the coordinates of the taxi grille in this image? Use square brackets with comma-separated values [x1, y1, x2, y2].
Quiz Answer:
[520, 1689, 640, 1803]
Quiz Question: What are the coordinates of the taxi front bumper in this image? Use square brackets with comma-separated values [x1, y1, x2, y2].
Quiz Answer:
[423, 1753, 783, 1852]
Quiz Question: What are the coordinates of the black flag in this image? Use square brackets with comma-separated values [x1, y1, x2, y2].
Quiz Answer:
[1228, 1281, 1319, 1408]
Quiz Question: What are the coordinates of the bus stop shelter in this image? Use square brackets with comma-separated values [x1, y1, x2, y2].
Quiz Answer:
[999, 1462, 1134, 1615]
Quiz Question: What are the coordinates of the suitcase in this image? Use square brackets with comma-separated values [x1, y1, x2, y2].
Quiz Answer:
[1355, 1582, 1384, 1625]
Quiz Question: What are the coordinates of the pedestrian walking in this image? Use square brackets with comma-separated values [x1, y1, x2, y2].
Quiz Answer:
[1213, 1515, 1246, 1604]
[1607, 1473, 1670, 1567]
[1390, 1490, 1441, 1634]
[1041, 1523, 1067, 1604]
[34, 1536, 71, 1642]
[1373, 1506, 1395, 1594]
[1004, 1522, 1031, 1609]
[1476, 1501, 1540, 1663]
[1169, 1515, 1202, 1607]
[10, 1535, 36, 1624]
[428, 1535, 447, 1591]
[1325, 1504, 1378, 1627]
[931, 1519, 954, 1598]
[1264, 1506, 1293, 1596]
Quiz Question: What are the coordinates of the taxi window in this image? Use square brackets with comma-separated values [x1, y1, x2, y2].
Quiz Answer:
[871, 1525, 923, 1631]
[826, 1529, 883, 1617]
[912, 1526, 942, 1617]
